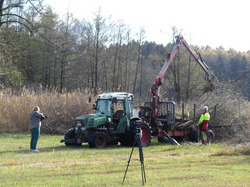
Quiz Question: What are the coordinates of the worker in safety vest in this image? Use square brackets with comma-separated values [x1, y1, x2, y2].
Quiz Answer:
[197, 106, 210, 145]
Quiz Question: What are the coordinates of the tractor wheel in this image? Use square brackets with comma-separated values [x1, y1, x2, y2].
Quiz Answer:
[138, 123, 151, 147]
[119, 132, 134, 147]
[88, 131, 107, 148]
[64, 128, 77, 146]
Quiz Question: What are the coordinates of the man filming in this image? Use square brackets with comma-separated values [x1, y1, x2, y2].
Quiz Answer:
[29, 106, 47, 152]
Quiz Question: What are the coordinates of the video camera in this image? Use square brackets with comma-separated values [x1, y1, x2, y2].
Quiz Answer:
[130, 120, 142, 136]
[41, 114, 48, 121]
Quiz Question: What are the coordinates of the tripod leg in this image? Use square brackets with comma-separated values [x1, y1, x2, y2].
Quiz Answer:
[142, 162, 146, 183]
[141, 163, 145, 185]
[137, 134, 146, 185]
[122, 140, 136, 184]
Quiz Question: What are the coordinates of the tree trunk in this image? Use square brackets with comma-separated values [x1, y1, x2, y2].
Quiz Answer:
[0, 0, 4, 28]
[94, 36, 99, 95]
[53, 48, 58, 89]
[186, 53, 192, 101]
[139, 57, 143, 99]
[176, 50, 181, 103]
[60, 53, 66, 93]
[112, 43, 118, 91]
[133, 43, 141, 95]
[103, 60, 108, 91]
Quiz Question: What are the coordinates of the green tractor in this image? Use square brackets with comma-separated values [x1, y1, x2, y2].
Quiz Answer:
[61, 92, 151, 148]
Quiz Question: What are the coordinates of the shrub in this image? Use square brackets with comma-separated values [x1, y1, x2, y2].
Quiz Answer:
[181, 83, 249, 143]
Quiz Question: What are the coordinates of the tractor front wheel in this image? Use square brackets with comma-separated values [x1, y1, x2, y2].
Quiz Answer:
[64, 128, 77, 146]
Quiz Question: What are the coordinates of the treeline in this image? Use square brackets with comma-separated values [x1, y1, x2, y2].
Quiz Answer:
[0, 0, 249, 102]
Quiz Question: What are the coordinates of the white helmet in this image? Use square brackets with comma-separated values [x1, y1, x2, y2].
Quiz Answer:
[203, 106, 208, 112]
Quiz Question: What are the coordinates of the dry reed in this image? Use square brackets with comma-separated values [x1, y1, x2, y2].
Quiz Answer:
[0, 88, 93, 134]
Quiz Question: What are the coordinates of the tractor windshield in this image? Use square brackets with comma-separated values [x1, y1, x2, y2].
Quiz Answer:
[96, 99, 112, 116]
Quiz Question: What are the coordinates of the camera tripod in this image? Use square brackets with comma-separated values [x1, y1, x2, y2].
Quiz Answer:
[122, 128, 146, 185]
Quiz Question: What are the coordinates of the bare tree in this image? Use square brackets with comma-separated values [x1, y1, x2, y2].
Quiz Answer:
[133, 27, 145, 95]
[111, 21, 126, 91]
[124, 29, 132, 92]
[57, 13, 76, 92]
[1, 0, 44, 29]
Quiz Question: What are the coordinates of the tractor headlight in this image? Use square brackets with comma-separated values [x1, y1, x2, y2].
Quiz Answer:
[81, 127, 85, 131]
[77, 121, 81, 127]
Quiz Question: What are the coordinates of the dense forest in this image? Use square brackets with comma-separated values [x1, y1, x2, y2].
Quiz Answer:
[0, 0, 249, 102]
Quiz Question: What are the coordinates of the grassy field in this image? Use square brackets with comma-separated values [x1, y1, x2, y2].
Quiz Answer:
[0, 134, 249, 187]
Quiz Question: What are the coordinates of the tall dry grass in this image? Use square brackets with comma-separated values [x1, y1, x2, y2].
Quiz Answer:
[0, 88, 93, 134]
[214, 142, 250, 155]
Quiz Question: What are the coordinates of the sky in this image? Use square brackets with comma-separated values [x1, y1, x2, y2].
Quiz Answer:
[45, 0, 250, 52]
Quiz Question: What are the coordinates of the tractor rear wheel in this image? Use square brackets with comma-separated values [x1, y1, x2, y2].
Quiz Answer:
[119, 132, 134, 146]
[88, 131, 107, 148]
[119, 122, 151, 147]
[138, 123, 151, 147]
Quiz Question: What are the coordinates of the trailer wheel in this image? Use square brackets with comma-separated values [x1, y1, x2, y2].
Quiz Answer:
[64, 128, 77, 146]
[138, 123, 151, 147]
[207, 129, 214, 143]
[88, 131, 107, 148]
[188, 129, 199, 142]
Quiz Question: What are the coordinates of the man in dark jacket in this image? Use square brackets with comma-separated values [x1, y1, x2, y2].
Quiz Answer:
[30, 106, 47, 152]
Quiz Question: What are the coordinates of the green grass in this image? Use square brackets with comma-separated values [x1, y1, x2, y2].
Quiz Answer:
[0, 134, 249, 186]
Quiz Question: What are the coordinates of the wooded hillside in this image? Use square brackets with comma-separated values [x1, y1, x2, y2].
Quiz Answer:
[0, 0, 249, 102]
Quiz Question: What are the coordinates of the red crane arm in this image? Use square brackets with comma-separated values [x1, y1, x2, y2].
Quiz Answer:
[181, 38, 210, 75]
[155, 38, 182, 86]
[151, 35, 210, 116]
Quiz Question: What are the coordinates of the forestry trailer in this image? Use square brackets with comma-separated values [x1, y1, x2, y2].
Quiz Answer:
[139, 34, 215, 145]
[61, 92, 151, 148]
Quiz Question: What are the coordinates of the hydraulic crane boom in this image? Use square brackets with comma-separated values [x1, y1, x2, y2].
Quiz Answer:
[151, 35, 211, 116]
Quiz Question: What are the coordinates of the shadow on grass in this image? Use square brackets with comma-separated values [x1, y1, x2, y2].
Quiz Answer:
[0, 139, 191, 155]
[38, 144, 89, 152]
[0, 144, 89, 154]
[0, 143, 129, 155]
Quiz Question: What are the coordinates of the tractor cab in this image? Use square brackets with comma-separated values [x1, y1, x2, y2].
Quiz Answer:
[94, 92, 134, 126]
